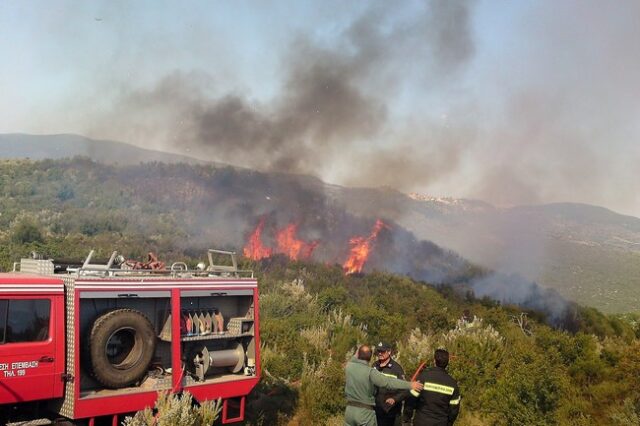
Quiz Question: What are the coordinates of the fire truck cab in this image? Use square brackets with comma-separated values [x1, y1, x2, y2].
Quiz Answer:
[0, 249, 260, 425]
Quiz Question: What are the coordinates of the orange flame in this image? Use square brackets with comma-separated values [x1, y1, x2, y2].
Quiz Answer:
[276, 223, 319, 260]
[343, 219, 388, 274]
[243, 217, 273, 260]
[244, 219, 319, 261]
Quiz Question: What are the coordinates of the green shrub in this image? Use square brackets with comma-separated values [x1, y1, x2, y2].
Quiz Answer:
[298, 358, 345, 424]
[11, 217, 43, 244]
[122, 391, 222, 426]
[609, 397, 640, 426]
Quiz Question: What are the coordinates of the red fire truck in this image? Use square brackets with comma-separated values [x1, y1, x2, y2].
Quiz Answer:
[0, 249, 260, 425]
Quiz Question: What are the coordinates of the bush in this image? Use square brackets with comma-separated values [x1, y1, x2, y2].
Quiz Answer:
[609, 397, 640, 425]
[122, 391, 222, 426]
[441, 316, 505, 411]
[11, 217, 43, 244]
[481, 341, 569, 425]
[298, 358, 345, 424]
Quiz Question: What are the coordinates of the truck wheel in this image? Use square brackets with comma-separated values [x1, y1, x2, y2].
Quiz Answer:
[88, 308, 156, 389]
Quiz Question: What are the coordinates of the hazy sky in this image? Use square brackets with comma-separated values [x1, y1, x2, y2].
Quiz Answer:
[1, 0, 639, 216]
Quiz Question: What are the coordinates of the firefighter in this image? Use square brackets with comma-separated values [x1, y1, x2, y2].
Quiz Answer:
[345, 345, 423, 426]
[406, 349, 460, 426]
[373, 341, 410, 426]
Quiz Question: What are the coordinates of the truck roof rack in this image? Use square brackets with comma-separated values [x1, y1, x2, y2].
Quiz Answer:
[19, 249, 254, 278]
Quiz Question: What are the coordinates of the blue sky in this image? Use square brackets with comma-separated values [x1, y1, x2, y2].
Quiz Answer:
[1, 1, 639, 216]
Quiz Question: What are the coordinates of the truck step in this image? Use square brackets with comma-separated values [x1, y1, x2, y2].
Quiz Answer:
[7, 419, 52, 426]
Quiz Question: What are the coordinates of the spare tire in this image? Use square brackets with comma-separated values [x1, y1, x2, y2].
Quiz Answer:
[88, 308, 156, 389]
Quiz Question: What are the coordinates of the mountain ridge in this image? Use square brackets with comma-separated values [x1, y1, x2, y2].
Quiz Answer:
[1, 133, 638, 313]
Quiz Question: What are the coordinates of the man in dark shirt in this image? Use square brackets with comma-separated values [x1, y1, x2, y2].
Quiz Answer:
[373, 341, 410, 426]
[407, 349, 461, 426]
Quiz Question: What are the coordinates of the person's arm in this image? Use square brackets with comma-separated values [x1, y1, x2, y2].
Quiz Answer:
[369, 368, 412, 390]
[448, 385, 461, 425]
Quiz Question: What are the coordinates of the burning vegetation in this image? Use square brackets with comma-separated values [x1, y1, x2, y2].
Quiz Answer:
[243, 218, 319, 262]
[275, 223, 319, 261]
[243, 217, 273, 260]
[342, 219, 388, 274]
[243, 217, 387, 275]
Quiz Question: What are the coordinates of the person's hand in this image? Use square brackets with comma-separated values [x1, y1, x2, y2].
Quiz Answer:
[385, 397, 395, 406]
[411, 381, 422, 392]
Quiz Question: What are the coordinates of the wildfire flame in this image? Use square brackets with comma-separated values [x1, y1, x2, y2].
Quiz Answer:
[276, 223, 319, 260]
[243, 217, 273, 260]
[244, 219, 319, 261]
[343, 219, 388, 275]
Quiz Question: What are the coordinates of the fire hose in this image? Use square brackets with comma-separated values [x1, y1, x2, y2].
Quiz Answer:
[123, 252, 166, 270]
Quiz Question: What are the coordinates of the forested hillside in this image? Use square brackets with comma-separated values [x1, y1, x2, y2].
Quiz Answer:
[243, 260, 640, 425]
[0, 157, 473, 283]
[1, 157, 639, 424]
[3, 137, 640, 314]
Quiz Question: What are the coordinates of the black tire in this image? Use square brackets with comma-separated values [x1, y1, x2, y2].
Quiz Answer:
[88, 308, 156, 389]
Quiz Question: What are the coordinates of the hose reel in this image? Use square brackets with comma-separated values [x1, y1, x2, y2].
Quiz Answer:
[192, 342, 245, 381]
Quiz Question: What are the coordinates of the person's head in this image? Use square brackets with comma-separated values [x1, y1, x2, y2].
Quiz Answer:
[357, 345, 373, 362]
[375, 341, 392, 363]
[434, 348, 449, 368]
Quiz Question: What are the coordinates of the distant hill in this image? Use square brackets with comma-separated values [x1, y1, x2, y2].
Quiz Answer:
[0, 133, 638, 313]
[0, 133, 214, 165]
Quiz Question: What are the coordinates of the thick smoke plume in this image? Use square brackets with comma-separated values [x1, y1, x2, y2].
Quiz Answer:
[87, 0, 477, 189]
[67, 0, 640, 317]
[77, 0, 640, 217]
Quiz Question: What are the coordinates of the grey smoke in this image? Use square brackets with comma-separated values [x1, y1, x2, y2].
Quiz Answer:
[469, 272, 570, 322]
[86, 0, 478, 186]
[77, 0, 640, 313]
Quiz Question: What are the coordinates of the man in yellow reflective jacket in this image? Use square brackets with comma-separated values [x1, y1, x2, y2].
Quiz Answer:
[406, 349, 461, 426]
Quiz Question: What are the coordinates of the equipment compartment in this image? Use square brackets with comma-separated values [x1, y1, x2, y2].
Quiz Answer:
[78, 293, 174, 397]
[179, 290, 258, 386]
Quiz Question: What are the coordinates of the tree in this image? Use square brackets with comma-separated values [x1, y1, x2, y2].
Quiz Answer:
[11, 218, 43, 244]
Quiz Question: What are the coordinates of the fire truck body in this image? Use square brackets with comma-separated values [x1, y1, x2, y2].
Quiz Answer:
[0, 250, 260, 424]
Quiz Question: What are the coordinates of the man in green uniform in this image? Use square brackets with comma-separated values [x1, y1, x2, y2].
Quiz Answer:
[345, 345, 423, 426]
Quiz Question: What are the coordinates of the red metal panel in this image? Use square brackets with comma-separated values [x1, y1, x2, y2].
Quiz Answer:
[76, 278, 257, 284]
[75, 391, 159, 418]
[171, 288, 182, 393]
[0, 294, 61, 404]
[52, 294, 66, 397]
[186, 377, 259, 402]
[68, 279, 260, 419]
[0, 274, 63, 285]
[253, 287, 261, 381]
[73, 289, 81, 417]
[0, 274, 64, 295]
[222, 396, 245, 424]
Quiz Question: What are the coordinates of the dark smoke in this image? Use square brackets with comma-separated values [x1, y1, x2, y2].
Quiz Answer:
[87, 0, 478, 187]
[72, 1, 640, 318]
